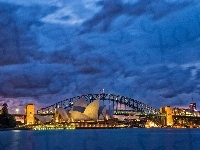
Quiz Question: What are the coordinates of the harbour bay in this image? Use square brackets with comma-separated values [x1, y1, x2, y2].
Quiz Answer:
[0, 128, 200, 150]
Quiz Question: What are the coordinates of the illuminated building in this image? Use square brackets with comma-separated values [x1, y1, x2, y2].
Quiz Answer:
[189, 102, 197, 112]
[25, 104, 35, 125]
[70, 99, 100, 121]
[171, 102, 200, 127]
[70, 111, 91, 121]
[83, 99, 100, 121]
[32, 98, 113, 125]
[172, 102, 199, 117]
[53, 98, 113, 123]
[14, 115, 25, 124]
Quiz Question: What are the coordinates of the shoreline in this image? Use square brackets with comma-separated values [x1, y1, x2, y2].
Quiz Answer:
[1, 126, 200, 131]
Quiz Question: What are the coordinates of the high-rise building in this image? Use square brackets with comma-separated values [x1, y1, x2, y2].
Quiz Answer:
[189, 102, 196, 112]
[25, 104, 35, 125]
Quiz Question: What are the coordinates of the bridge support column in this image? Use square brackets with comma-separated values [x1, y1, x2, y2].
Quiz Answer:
[25, 104, 35, 125]
[160, 106, 173, 126]
[54, 109, 60, 123]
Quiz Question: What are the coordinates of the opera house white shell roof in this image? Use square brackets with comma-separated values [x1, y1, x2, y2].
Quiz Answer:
[70, 111, 91, 121]
[98, 105, 106, 118]
[55, 108, 69, 121]
[35, 115, 53, 123]
[70, 97, 87, 113]
[83, 99, 100, 121]
[72, 97, 87, 108]
[53, 98, 113, 122]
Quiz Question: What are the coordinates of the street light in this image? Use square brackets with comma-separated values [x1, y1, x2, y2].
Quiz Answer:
[16, 108, 19, 114]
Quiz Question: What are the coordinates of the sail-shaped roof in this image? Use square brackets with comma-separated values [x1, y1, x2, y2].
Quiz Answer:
[83, 99, 100, 121]
[73, 97, 87, 108]
[35, 115, 53, 123]
[98, 105, 106, 118]
[56, 108, 69, 121]
[70, 111, 91, 121]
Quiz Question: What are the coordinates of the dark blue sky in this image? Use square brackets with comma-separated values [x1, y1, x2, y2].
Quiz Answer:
[0, 0, 200, 113]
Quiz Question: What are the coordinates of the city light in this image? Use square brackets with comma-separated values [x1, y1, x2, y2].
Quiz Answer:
[8, 96, 200, 130]
[15, 108, 19, 114]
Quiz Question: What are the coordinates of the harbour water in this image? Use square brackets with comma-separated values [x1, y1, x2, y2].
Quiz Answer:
[0, 128, 200, 150]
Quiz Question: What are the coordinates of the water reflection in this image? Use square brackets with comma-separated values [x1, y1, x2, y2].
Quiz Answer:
[10, 130, 21, 150]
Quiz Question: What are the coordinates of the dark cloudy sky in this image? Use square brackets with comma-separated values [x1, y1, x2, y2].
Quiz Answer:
[1, 0, 200, 113]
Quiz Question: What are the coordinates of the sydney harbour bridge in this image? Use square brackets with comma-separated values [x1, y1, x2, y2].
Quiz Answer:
[38, 93, 160, 115]
[22, 93, 200, 128]
[36, 93, 163, 127]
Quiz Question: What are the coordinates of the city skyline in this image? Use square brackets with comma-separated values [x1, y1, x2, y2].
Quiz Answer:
[0, 0, 200, 113]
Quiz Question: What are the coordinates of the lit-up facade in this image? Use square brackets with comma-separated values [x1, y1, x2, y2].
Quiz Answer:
[69, 99, 101, 121]
[189, 102, 197, 112]
[55, 99, 113, 122]
[83, 99, 100, 121]
[159, 102, 200, 127]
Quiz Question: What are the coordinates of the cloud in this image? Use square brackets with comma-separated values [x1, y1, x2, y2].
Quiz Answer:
[0, 0, 63, 7]
[1, 0, 200, 111]
[134, 65, 196, 97]
[0, 2, 56, 66]
[41, 7, 85, 25]
[80, 0, 194, 34]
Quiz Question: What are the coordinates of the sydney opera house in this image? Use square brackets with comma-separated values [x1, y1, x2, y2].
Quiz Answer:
[34, 98, 114, 124]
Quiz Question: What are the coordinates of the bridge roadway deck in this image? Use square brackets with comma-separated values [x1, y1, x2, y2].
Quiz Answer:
[33, 112, 200, 119]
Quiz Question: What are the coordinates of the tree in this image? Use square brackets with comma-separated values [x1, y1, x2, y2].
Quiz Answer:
[2, 103, 8, 116]
[0, 103, 16, 128]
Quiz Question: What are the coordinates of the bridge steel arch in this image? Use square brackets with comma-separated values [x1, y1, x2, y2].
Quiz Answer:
[37, 93, 160, 115]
